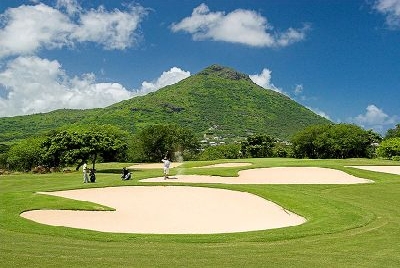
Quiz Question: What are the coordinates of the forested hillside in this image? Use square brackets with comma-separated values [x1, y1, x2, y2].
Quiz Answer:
[0, 65, 331, 142]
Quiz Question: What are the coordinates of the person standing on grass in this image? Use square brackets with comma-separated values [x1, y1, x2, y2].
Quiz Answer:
[83, 162, 89, 183]
[161, 157, 171, 180]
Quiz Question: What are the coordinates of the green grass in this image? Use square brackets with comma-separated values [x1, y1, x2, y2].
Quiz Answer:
[1, 158, 400, 267]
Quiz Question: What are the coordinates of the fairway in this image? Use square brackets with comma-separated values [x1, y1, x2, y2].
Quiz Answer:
[1, 158, 400, 267]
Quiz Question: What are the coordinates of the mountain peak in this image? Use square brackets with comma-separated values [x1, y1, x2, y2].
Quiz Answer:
[197, 64, 252, 81]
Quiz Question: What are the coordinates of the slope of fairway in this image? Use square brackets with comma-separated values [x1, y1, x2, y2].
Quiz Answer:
[1, 158, 400, 267]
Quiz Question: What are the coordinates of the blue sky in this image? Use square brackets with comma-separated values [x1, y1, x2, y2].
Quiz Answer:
[0, 0, 399, 135]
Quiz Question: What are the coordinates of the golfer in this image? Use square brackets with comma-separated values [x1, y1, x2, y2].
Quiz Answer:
[161, 157, 171, 179]
[82, 162, 89, 183]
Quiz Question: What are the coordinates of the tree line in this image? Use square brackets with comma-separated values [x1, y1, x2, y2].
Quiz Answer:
[1, 123, 400, 172]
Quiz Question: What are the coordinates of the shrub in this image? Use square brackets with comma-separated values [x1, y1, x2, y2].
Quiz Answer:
[198, 143, 241, 161]
[376, 137, 400, 159]
[392, 156, 400, 161]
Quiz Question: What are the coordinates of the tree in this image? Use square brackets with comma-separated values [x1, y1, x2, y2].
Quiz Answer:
[0, 143, 10, 154]
[0, 144, 10, 169]
[376, 137, 400, 159]
[385, 124, 400, 139]
[291, 124, 378, 159]
[291, 125, 330, 158]
[6, 137, 45, 171]
[241, 134, 276, 158]
[134, 124, 200, 162]
[198, 143, 241, 161]
[41, 127, 127, 170]
[272, 141, 293, 158]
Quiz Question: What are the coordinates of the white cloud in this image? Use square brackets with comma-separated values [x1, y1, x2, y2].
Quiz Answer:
[0, 56, 190, 117]
[306, 106, 332, 120]
[374, 0, 400, 28]
[294, 84, 303, 95]
[71, 4, 147, 50]
[0, 2, 187, 117]
[249, 68, 285, 94]
[171, 3, 309, 48]
[0, 1, 148, 58]
[0, 3, 73, 58]
[139, 67, 191, 94]
[350, 104, 397, 132]
[0, 56, 133, 117]
[56, 0, 82, 16]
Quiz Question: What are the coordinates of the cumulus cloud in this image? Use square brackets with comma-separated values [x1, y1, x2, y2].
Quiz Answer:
[0, 1, 148, 58]
[56, 0, 82, 16]
[171, 3, 309, 48]
[0, 56, 190, 117]
[71, 4, 147, 50]
[0, 3, 73, 58]
[0, 1, 161, 117]
[249, 68, 285, 94]
[373, 0, 400, 28]
[350, 104, 397, 132]
[0, 56, 134, 117]
[139, 67, 190, 94]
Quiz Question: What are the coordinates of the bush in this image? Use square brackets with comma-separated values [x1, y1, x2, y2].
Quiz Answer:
[291, 124, 379, 159]
[241, 134, 276, 158]
[133, 124, 200, 162]
[392, 156, 400, 161]
[376, 137, 400, 159]
[273, 142, 293, 158]
[198, 143, 241, 161]
[6, 137, 45, 171]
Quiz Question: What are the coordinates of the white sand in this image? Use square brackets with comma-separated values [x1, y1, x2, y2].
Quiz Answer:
[20, 166, 374, 234]
[20, 186, 305, 234]
[142, 167, 373, 184]
[347, 166, 400, 175]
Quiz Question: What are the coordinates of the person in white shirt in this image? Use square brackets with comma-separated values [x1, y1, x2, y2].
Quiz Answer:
[83, 162, 89, 183]
[161, 157, 171, 180]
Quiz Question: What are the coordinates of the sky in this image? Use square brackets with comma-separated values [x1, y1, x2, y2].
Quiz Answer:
[0, 0, 399, 135]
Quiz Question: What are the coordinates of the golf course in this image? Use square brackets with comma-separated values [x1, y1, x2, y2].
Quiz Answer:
[1, 158, 400, 267]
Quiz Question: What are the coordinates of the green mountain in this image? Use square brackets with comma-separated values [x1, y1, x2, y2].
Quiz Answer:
[0, 65, 331, 142]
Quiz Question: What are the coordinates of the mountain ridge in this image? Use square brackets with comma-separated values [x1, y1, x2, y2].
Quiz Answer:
[0, 64, 331, 142]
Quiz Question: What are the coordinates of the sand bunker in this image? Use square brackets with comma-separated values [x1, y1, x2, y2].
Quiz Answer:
[347, 166, 400, 175]
[141, 167, 373, 184]
[21, 186, 305, 234]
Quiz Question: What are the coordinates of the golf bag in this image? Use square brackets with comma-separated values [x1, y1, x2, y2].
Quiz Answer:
[89, 169, 96, 182]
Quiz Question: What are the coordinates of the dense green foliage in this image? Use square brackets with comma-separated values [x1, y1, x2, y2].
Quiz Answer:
[1, 158, 400, 267]
[0, 108, 100, 142]
[376, 137, 400, 159]
[41, 128, 127, 170]
[198, 143, 241, 160]
[385, 124, 400, 139]
[131, 124, 200, 162]
[110, 64, 330, 140]
[291, 123, 379, 159]
[5, 136, 45, 171]
[0, 143, 9, 153]
[0, 65, 331, 142]
[240, 134, 276, 158]
[2, 125, 128, 171]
